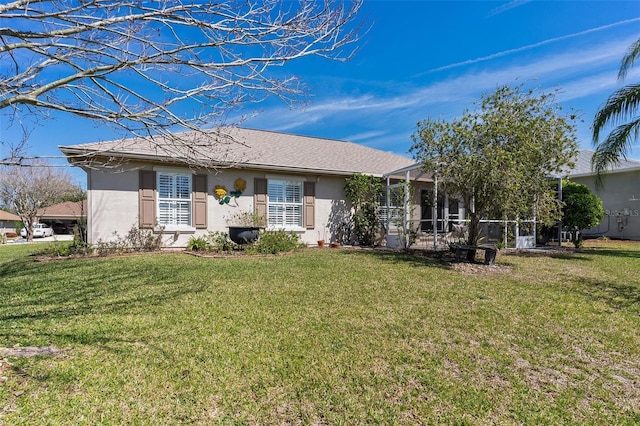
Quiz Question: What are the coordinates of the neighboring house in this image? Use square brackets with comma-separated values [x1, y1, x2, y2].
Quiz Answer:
[0, 210, 21, 234]
[60, 128, 427, 247]
[37, 200, 87, 234]
[568, 150, 640, 241]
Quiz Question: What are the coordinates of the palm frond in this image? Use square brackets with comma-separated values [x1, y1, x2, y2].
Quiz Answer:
[618, 37, 640, 80]
[592, 83, 640, 143]
[591, 118, 640, 188]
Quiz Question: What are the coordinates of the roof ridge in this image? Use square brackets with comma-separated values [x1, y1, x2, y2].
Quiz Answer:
[59, 127, 415, 177]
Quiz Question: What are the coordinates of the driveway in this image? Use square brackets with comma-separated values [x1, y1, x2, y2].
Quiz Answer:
[8, 234, 74, 244]
[43, 234, 75, 242]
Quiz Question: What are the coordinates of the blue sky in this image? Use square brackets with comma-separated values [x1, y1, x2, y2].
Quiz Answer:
[2, 0, 639, 184]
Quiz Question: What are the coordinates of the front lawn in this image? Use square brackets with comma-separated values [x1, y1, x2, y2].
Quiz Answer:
[1, 242, 639, 424]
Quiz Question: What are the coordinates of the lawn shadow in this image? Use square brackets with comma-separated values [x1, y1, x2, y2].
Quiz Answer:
[0, 277, 208, 322]
[503, 248, 592, 261]
[335, 247, 457, 271]
[581, 247, 640, 259]
[502, 245, 640, 266]
[0, 254, 207, 359]
[0, 255, 208, 323]
[0, 254, 43, 278]
[566, 275, 640, 311]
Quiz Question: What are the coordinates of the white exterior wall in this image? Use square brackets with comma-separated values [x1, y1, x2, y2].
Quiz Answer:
[87, 167, 140, 245]
[572, 170, 640, 241]
[87, 165, 350, 247]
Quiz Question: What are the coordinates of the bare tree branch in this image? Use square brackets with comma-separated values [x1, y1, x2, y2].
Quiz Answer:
[0, 0, 365, 167]
[0, 161, 81, 240]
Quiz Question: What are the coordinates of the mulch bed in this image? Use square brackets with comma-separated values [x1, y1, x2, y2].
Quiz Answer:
[405, 247, 512, 275]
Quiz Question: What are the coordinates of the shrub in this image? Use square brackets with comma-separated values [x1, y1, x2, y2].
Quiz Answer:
[125, 225, 164, 251]
[32, 231, 90, 257]
[94, 224, 164, 255]
[206, 231, 237, 253]
[246, 230, 302, 255]
[344, 173, 383, 246]
[562, 181, 604, 248]
[67, 238, 91, 255]
[186, 236, 212, 251]
[33, 241, 73, 257]
[94, 234, 127, 256]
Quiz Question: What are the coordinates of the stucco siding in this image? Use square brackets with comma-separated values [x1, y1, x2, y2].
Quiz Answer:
[87, 168, 141, 245]
[572, 171, 640, 240]
[87, 166, 352, 247]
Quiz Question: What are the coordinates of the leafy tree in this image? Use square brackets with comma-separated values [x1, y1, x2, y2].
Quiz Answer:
[0, 162, 81, 241]
[344, 173, 383, 246]
[0, 0, 364, 166]
[562, 181, 604, 248]
[60, 190, 87, 203]
[592, 37, 640, 183]
[411, 84, 578, 252]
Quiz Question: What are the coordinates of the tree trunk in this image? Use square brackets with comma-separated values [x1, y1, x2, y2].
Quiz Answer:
[466, 213, 481, 261]
[24, 219, 34, 242]
[466, 213, 482, 246]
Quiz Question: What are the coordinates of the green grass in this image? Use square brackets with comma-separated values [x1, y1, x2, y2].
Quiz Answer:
[1, 242, 639, 424]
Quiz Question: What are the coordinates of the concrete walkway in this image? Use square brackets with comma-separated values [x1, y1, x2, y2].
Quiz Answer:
[6, 234, 74, 244]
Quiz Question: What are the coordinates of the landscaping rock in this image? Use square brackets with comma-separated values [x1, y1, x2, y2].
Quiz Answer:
[0, 346, 64, 358]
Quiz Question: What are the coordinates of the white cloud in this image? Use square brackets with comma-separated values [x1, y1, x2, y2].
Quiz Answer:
[427, 19, 640, 73]
[344, 130, 386, 142]
[316, 39, 625, 125]
[488, 0, 534, 17]
[243, 30, 637, 157]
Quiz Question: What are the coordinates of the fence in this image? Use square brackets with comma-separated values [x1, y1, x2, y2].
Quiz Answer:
[385, 217, 556, 251]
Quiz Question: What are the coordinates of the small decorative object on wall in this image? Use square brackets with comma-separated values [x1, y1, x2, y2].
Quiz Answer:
[214, 178, 247, 205]
[214, 185, 231, 205]
[229, 178, 246, 198]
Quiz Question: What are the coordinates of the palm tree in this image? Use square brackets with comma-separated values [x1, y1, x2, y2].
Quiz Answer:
[592, 37, 640, 183]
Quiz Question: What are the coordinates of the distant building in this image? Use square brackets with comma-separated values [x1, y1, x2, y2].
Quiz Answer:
[568, 150, 640, 241]
[37, 200, 87, 235]
[0, 210, 21, 234]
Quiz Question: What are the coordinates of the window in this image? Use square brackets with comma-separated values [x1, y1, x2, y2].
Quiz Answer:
[157, 172, 192, 227]
[267, 180, 303, 228]
[379, 186, 404, 225]
[254, 177, 313, 230]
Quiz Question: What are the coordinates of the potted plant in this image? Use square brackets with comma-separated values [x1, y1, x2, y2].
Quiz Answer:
[317, 226, 327, 248]
[225, 210, 267, 244]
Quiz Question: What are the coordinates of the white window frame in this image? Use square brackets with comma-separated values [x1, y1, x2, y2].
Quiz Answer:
[156, 172, 193, 230]
[378, 186, 404, 227]
[267, 179, 304, 230]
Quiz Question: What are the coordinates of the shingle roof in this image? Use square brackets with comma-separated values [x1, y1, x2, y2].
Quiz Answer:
[60, 127, 415, 177]
[568, 150, 640, 177]
[0, 210, 20, 221]
[37, 200, 87, 219]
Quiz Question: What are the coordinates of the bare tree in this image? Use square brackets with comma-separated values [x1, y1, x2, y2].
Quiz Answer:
[0, 0, 364, 166]
[0, 162, 81, 241]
